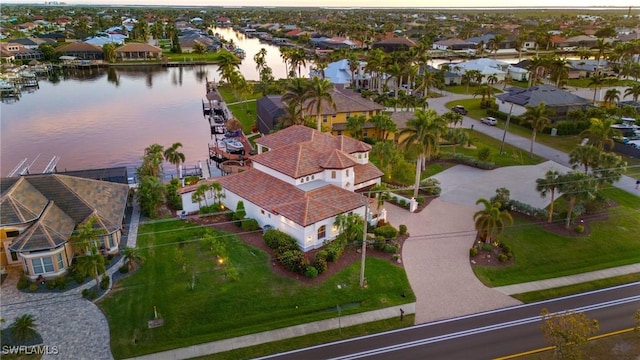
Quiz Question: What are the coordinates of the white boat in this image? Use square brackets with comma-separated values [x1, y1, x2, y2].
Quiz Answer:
[221, 138, 243, 151]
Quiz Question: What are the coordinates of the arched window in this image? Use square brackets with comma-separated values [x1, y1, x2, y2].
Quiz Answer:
[317, 225, 326, 239]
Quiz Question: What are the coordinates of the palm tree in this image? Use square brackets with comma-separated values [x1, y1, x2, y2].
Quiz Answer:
[305, 77, 335, 131]
[279, 46, 292, 77]
[535, 169, 561, 223]
[588, 74, 607, 105]
[216, 50, 240, 84]
[371, 141, 401, 181]
[549, 57, 569, 87]
[76, 246, 106, 287]
[523, 102, 554, 158]
[278, 101, 305, 129]
[163, 142, 185, 179]
[282, 77, 310, 117]
[210, 182, 225, 206]
[370, 183, 390, 214]
[569, 144, 601, 174]
[488, 34, 506, 59]
[370, 113, 397, 141]
[473, 198, 513, 245]
[414, 71, 439, 99]
[121, 246, 144, 271]
[445, 128, 469, 154]
[142, 143, 165, 178]
[346, 114, 366, 140]
[623, 83, 640, 102]
[70, 216, 103, 254]
[580, 117, 621, 150]
[592, 152, 626, 190]
[288, 47, 307, 78]
[603, 88, 620, 106]
[9, 314, 38, 342]
[399, 109, 449, 198]
[557, 172, 597, 229]
[253, 48, 268, 74]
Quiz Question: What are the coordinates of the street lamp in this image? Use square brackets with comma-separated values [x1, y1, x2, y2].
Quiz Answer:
[359, 193, 369, 288]
[499, 101, 514, 155]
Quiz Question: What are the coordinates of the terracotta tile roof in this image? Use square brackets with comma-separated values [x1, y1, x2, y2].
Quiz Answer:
[252, 126, 373, 178]
[115, 43, 162, 53]
[354, 163, 384, 185]
[56, 41, 103, 52]
[217, 169, 364, 226]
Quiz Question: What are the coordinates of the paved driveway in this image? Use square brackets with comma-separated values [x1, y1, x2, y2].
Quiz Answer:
[384, 161, 576, 324]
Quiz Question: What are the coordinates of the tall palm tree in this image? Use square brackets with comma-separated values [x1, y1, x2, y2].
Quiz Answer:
[523, 102, 554, 158]
[279, 46, 292, 76]
[535, 169, 562, 223]
[473, 198, 513, 245]
[70, 216, 103, 254]
[216, 50, 240, 84]
[371, 140, 401, 181]
[549, 57, 570, 87]
[370, 183, 390, 214]
[9, 314, 38, 342]
[282, 77, 310, 117]
[278, 101, 305, 129]
[305, 77, 335, 131]
[414, 71, 439, 99]
[569, 144, 601, 174]
[603, 88, 620, 106]
[288, 47, 307, 78]
[142, 143, 165, 178]
[370, 113, 397, 141]
[164, 142, 185, 179]
[399, 109, 449, 198]
[588, 74, 607, 105]
[346, 114, 366, 140]
[623, 83, 640, 102]
[580, 117, 621, 150]
[488, 34, 506, 59]
[210, 182, 225, 206]
[253, 48, 268, 74]
[557, 172, 597, 229]
[76, 246, 106, 287]
[592, 152, 626, 190]
[121, 246, 144, 271]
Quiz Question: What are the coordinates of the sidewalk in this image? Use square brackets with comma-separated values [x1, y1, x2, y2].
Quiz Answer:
[126, 303, 416, 360]
[493, 263, 640, 295]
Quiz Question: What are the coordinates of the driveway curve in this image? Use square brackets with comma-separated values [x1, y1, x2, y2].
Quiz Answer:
[386, 198, 520, 324]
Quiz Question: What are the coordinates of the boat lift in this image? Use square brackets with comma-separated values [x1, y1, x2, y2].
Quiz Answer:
[7, 155, 59, 177]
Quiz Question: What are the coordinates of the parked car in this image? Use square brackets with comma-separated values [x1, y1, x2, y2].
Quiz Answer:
[452, 105, 468, 115]
[481, 116, 497, 126]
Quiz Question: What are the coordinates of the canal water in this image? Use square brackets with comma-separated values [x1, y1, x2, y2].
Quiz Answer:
[1, 28, 307, 178]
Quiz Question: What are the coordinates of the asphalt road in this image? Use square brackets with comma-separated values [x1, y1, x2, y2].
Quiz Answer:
[261, 283, 640, 360]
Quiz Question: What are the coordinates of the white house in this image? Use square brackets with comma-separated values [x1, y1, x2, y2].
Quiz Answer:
[215, 126, 383, 251]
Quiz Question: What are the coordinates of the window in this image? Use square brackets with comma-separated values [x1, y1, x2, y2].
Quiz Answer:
[306, 176, 310, 181]
[5, 230, 19, 237]
[331, 171, 336, 179]
[362, 112, 366, 116]
[57, 253, 64, 270]
[346, 112, 351, 119]
[109, 234, 116, 248]
[32, 257, 54, 274]
[346, 169, 350, 176]
[317, 225, 326, 239]
[322, 115, 328, 123]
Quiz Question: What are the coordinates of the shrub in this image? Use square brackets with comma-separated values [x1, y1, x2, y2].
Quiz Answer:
[481, 243, 494, 252]
[118, 265, 129, 273]
[498, 253, 509, 262]
[373, 236, 386, 251]
[398, 224, 407, 235]
[17, 275, 29, 290]
[29, 283, 38, 292]
[470, 247, 478, 257]
[55, 277, 68, 290]
[46, 280, 56, 290]
[100, 275, 110, 290]
[241, 218, 260, 232]
[278, 250, 309, 274]
[373, 225, 398, 240]
[263, 229, 298, 253]
[508, 199, 547, 219]
[478, 147, 491, 162]
[326, 238, 346, 262]
[575, 225, 585, 233]
[314, 255, 328, 274]
[234, 201, 246, 227]
[421, 178, 441, 196]
[73, 272, 85, 284]
[383, 242, 400, 254]
[82, 289, 98, 299]
[223, 266, 240, 282]
[304, 266, 318, 278]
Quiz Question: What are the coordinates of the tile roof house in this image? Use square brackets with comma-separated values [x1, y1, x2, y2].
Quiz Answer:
[215, 125, 382, 251]
[256, 86, 385, 136]
[56, 41, 104, 60]
[372, 36, 416, 52]
[115, 43, 162, 61]
[0, 174, 129, 280]
[496, 84, 592, 118]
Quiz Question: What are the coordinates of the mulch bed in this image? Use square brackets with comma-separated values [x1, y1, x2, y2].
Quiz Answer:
[187, 215, 407, 285]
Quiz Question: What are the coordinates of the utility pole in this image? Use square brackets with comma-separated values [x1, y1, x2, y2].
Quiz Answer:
[359, 193, 369, 288]
[499, 102, 514, 155]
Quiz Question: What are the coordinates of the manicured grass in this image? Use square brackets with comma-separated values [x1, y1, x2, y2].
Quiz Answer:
[444, 84, 503, 96]
[100, 220, 415, 359]
[422, 162, 456, 178]
[199, 315, 416, 360]
[564, 78, 637, 88]
[163, 52, 226, 62]
[473, 202, 640, 287]
[512, 273, 640, 303]
[227, 101, 257, 134]
[217, 85, 263, 104]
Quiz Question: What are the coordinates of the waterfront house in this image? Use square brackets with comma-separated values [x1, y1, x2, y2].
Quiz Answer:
[0, 174, 129, 280]
[432, 38, 475, 51]
[56, 41, 104, 60]
[496, 84, 592, 119]
[256, 85, 385, 136]
[217, 125, 382, 251]
[115, 43, 162, 61]
[371, 36, 416, 52]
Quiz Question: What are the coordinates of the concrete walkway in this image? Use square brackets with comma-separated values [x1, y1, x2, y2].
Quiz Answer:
[128, 303, 415, 360]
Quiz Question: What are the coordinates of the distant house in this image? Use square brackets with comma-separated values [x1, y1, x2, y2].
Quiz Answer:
[0, 174, 129, 280]
[0, 42, 42, 62]
[256, 86, 385, 136]
[115, 43, 162, 61]
[38, 32, 66, 43]
[309, 58, 370, 88]
[372, 36, 416, 52]
[496, 84, 592, 118]
[56, 41, 104, 60]
[215, 125, 382, 251]
[449, 58, 510, 83]
[432, 38, 475, 51]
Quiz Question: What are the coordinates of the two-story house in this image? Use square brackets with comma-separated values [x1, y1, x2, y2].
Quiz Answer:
[184, 126, 383, 251]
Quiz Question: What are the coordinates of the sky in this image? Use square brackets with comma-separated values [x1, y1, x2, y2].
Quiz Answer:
[3, 0, 639, 8]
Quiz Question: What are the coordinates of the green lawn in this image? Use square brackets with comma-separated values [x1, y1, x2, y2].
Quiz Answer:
[473, 189, 640, 287]
[444, 84, 503, 96]
[227, 101, 257, 134]
[100, 220, 415, 359]
[163, 52, 226, 62]
[564, 78, 638, 88]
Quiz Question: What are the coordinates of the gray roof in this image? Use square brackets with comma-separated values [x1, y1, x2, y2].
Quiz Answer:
[496, 84, 591, 107]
